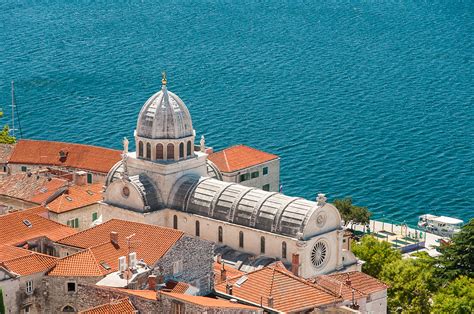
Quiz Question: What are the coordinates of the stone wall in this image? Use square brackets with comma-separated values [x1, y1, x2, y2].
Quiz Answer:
[221, 159, 280, 192]
[153, 234, 215, 295]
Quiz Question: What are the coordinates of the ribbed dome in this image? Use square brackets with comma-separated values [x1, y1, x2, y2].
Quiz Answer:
[136, 85, 194, 139]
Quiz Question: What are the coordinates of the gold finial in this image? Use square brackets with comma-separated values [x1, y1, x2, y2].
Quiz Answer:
[161, 71, 167, 86]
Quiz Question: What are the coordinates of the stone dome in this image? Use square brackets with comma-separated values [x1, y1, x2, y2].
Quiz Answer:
[136, 84, 194, 139]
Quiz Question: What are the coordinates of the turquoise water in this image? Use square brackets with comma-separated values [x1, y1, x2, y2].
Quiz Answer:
[0, 1, 472, 224]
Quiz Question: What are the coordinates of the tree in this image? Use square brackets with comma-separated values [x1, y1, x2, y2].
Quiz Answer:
[380, 257, 435, 314]
[333, 197, 371, 226]
[351, 235, 401, 278]
[0, 125, 15, 144]
[432, 276, 474, 313]
[437, 219, 474, 281]
[0, 288, 5, 314]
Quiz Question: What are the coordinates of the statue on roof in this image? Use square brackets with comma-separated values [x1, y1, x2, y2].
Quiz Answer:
[123, 137, 129, 154]
[200, 135, 206, 153]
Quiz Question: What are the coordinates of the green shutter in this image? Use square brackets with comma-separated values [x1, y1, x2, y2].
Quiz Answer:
[92, 212, 98, 221]
[74, 218, 79, 228]
[87, 173, 93, 184]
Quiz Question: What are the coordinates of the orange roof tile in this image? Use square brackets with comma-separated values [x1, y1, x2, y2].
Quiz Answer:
[0, 173, 67, 204]
[2, 252, 57, 276]
[112, 288, 157, 300]
[160, 292, 258, 310]
[310, 275, 365, 301]
[215, 266, 340, 312]
[328, 271, 389, 295]
[51, 220, 183, 276]
[162, 280, 189, 294]
[22, 206, 49, 217]
[9, 139, 121, 174]
[214, 261, 245, 285]
[48, 249, 107, 277]
[208, 145, 278, 173]
[79, 298, 136, 314]
[0, 245, 32, 260]
[0, 211, 76, 246]
[47, 183, 103, 213]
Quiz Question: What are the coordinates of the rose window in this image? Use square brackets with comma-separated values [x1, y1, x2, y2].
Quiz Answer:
[311, 241, 328, 268]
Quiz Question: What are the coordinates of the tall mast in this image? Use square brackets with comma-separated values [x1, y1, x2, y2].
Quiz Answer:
[11, 80, 15, 137]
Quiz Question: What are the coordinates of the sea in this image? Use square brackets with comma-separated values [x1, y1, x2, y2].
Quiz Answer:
[0, 1, 472, 225]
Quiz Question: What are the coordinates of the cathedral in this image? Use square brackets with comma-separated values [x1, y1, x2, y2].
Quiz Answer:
[103, 74, 359, 278]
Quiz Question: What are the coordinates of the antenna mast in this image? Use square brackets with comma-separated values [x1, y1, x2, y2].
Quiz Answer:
[11, 81, 15, 137]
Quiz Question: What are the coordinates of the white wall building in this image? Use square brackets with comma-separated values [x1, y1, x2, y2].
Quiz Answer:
[103, 74, 358, 278]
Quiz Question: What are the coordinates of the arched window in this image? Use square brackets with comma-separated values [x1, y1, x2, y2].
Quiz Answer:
[195, 220, 200, 237]
[179, 142, 184, 159]
[260, 236, 265, 254]
[239, 231, 244, 248]
[138, 141, 143, 157]
[187, 141, 192, 156]
[282, 241, 287, 259]
[146, 142, 151, 159]
[218, 226, 223, 243]
[167, 143, 174, 160]
[156, 143, 164, 160]
[173, 215, 178, 229]
[62, 305, 75, 312]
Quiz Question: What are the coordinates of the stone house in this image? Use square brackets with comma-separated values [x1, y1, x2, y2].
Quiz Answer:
[207, 144, 280, 192]
[0, 245, 58, 314]
[0, 144, 14, 177]
[45, 219, 214, 312]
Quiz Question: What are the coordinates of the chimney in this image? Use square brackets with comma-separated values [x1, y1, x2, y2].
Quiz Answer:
[268, 296, 274, 308]
[226, 283, 233, 295]
[74, 171, 87, 186]
[291, 253, 299, 276]
[148, 275, 157, 291]
[110, 231, 119, 245]
[220, 262, 227, 282]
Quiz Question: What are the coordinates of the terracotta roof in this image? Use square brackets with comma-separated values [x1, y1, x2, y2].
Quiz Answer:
[9, 139, 121, 174]
[22, 206, 49, 217]
[0, 144, 14, 164]
[0, 173, 67, 204]
[0, 245, 32, 260]
[51, 219, 183, 276]
[0, 211, 76, 246]
[112, 288, 157, 300]
[208, 145, 278, 173]
[162, 280, 189, 294]
[328, 271, 389, 295]
[215, 266, 340, 312]
[79, 298, 136, 314]
[214, 261, 245, 285]
[160, 292, 258, 310]
[310, 275, 365, 301]
[48, 249, 107, 277]
[46, 183, 103, 213]
[2, 252, 57, 276]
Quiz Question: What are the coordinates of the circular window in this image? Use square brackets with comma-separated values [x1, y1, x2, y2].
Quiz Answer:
[316, 213, 327, 228]
[122, 186, 130, 198]
[311, 240, 328, 268]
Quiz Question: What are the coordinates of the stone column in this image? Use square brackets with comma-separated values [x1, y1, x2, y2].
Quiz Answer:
[336, 230, 344, 270]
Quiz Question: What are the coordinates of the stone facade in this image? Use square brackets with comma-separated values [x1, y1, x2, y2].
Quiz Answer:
[221, 158, 280, 192]
[48, 203, 102, 231]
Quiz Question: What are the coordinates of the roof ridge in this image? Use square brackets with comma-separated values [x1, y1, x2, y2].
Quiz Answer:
[57, 219, 116, 245]
[18, 139, 121, 153]
[81, 297, 131, 312]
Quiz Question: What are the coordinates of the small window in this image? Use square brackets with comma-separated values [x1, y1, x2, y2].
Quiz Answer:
[282, 241, 287, 259]
[187, 141, 192, 156]
[260, 236, 265, 254]
[179, 142, 184, 159]
[239, 231, 244, 248]
[262, 184, 270, 191]
[146, 142, 151, 159]
[172, 302, 184, 314]
[24, 306, 31, 313]
[92, 212, 98, 221]
[173, 215, 178, 229]
[67, 282, 76, 293]
[263, 167, 269, 175]
[67, 218, 79, 229]
[239, 173, 250, 182]
[173, 260, 183, 275]
[138, 141, 144, 157]
[87, 173, 93, 184]
[21, 166, 27, 172]
[218, 226, 223, 243]
[167, 143, 175, 160]
[62, 305, 75, 312]
[156, 143, 164, 160]
[26, 280, 33, 294]
[251, 171, 259, 179]
[195, 220, 200, 237]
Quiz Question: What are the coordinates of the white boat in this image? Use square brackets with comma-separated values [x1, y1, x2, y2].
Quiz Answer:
[418, 214, 463, 238]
